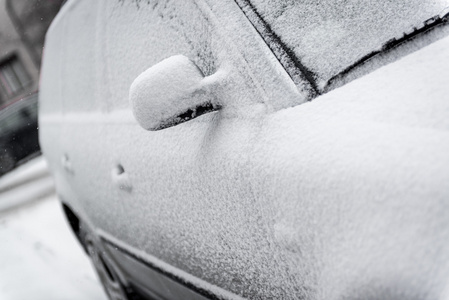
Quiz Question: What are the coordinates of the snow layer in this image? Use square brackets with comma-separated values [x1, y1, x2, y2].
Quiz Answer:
[0, 156, 55, 211]
[248, 0, 449, 89]
[129, 55, 227, 130]
[0, 195, 107, 300]
[39, 0, 449, 299]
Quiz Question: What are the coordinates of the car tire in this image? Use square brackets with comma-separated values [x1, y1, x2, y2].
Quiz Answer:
[63, 206, 146, 300]
[80, 225, 129, 300]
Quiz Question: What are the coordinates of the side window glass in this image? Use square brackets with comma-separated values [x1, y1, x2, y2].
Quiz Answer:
[100, 1, 218, 110]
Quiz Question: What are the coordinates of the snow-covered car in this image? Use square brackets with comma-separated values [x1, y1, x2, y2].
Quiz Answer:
[39, 0, 449, 299]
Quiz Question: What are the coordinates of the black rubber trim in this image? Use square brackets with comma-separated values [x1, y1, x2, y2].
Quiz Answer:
[101, 237, 224, 300]
[234, 0, 319, 99]
[152, 102, 220, 131]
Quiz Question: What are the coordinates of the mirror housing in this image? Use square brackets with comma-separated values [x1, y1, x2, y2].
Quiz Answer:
[129, 55, 223, 131]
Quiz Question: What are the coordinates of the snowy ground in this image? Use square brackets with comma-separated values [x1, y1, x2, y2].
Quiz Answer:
[0, 158, 107, 300]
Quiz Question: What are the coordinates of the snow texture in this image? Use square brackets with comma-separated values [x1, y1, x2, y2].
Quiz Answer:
[0, 156, 55, 211]
[39, 0, 449, 299]
[0, 195, 107, 300]
[129, 55, 225, 130]
[248, 0, 449, 90]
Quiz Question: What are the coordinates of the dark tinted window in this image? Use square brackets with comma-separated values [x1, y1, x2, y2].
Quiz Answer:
[0, 56, 31, 98]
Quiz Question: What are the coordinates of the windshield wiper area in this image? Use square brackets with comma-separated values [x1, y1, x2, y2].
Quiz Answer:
[325, 10, 449, 92]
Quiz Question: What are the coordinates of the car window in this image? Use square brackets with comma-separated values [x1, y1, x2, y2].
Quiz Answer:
[98, 1, 217, 111]
[238, 0, 449, 94]
[0, 95, 38, 136]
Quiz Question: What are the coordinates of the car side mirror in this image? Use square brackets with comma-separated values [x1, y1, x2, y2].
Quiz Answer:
[129, 55, 225, 131]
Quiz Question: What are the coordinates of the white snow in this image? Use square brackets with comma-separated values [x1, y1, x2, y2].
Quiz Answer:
[0, 157, 55, 211]
[0, 158, 107, 300]
[39, 0, 449, 299]
[130, 54, 232, 130]
[248, 0, 449, 89]
[130, 55, 208, 130]
[0, 195, 107, 300]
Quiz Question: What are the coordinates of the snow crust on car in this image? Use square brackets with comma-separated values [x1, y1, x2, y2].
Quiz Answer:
[129, 55, 225, 131]
[53, 35, 449, 300]
[246, 0, 449, 90]
[39, 0, 449, 299]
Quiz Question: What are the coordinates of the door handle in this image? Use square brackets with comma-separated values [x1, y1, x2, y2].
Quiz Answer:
[111, 164, 132, 192]
[61, 154, 73, 174]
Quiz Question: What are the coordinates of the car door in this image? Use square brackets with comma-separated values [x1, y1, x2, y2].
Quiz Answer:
[95, 1, 310, 298]
[41, 0, 309, 298]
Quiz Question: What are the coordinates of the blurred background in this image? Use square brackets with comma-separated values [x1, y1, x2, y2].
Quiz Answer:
[0, 0, 63, 175]
[0, 1, 107, 299]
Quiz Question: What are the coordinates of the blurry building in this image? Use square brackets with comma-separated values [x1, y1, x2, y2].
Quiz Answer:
[0, 0, 64, 175]
[0, 0, 64, 108]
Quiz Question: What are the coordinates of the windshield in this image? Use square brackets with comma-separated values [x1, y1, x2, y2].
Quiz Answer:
[242, 0, 449, 93]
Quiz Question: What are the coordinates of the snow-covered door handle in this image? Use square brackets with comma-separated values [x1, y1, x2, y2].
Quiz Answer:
[129, 55, 226, 131]
[111, 164, 132, 192]
[61, 154, 73, 174]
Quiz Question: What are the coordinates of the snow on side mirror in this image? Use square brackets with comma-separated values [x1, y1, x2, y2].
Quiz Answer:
[129, 55, 224, 131]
